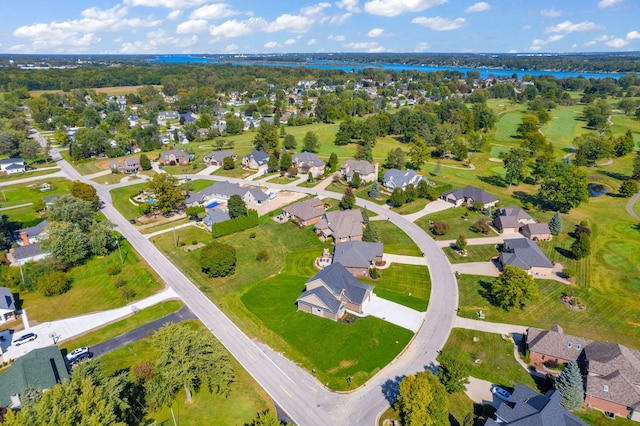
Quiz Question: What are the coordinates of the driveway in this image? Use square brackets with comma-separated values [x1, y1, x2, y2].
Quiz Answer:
[363, 294, 424, 332]
[465, 377, 506, 409]
[450, 261, 500, 276]
[435, 235, 513, 248]
[402, 198, 453, 222]
[381, 253, 427, 268]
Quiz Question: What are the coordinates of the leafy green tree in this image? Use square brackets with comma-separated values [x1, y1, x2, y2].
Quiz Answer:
[456, 234, 467, 251]
[0, 130, 21, 156]
[302, 131, 320, 153]
[146, 323, 234, 406]
[405, 184, 417, 203]
[517, 114, 540, 137]
[32, 199, 46, 213]
[472, 217, 491, 234]
[248, 410, 292, 426]
[389, 187, 406, 207]
[408, 136, 429, 169]
[200, 241, 237, 278]
[500, 148, 529, 186]
[538, 164, 589, 213]
[37, 271, 71, 296]
[267, 154, 279, 172]
[574, 134, 612, 166]
[385, 147, 406, 170]
[613, 130, 635, 157]
[368, 181, 380, 199]
[351, 171, 361, 189]
[222, 156, 235, 170]
[362, 222, 380, 242]
[583, 100, 611, 129]
[228, 194, 247, 219]
[437, 356, 470, 393]
[283, 134, 297, 150]
[253, 121, 279, 151]
[571, 233, 591, 259]
[41, 222, 89, 265]
[71, 181, 99, 210]
[491, 265, 540, 310]
[633, 152, 640, 180]
[147, 173, 187, 214]
[340, 186, 356, 210]
[618, 178, 638, 197]
[48, 194, 95, 231]
[327, 152, 339, 173]
[280, 151, 292, 171]
[549, 211, 562, 236]
[139, 153, 152, 170]
[554, 360, 584, 410]
[19, 139, 41, 162]
[395, 370, 448, 426]
[88, 220, 115, 256]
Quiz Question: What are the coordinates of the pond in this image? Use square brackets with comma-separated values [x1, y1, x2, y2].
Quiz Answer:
[588, 183, 609, 197]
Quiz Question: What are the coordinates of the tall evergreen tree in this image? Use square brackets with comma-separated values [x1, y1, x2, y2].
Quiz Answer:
[571, 233, 591, 259]
[327, 152, 339, 173]
[362, 222, 380, 242]
[340, 186, 356, 210]
[351, 172, 361, 188]
[361, 207, 370, 224]
[633, 152, 640, 180]
[549, 211, 562, 236]
[368, 181, 380, 199]
[555, 360, 584, 410]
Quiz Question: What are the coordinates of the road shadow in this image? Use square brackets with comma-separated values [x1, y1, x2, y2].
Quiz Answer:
[381, 375, 406, 405]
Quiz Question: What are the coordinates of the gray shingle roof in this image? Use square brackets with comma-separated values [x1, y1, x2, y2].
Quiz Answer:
[293, 152, 325, 167]
[204, 151, 235, 163]
[442, 185, 499, 204]
[243, 150, 270, 165]
[0, 287, 15, 311]
[499, 238, 553, 270]
[583, 342, 640, 408]
[15, 220, 48, 240]
[307, 262, 373, 305]
[189, 182, 268, 204]
[522, 222, 551, 235]
[282, 198, 325, 221]
[383, 168, 428, 190]
[333, 241, 383, 269]
[297, 286, 344, 314]
[203, 209, 230, 228]
[0, 158, 24, 166]
[316, 209, 364, 239]
[494, 215, 521, 230]
[527, 326, 592, 362]
[341, 159, 375, 177]
[12, 243, 45, 261]
[487, 383, 587, 426]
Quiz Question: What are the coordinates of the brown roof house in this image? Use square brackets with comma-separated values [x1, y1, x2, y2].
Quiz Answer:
[332, 241, 383, 278]
[315, 209, 364, 243]
[292, 152, 325, 179]
[498, 238, 554, 277]
[340, 160, 378, 184]
[159, 147, 189, 166]
[526, 325, 640, 422]
[296, 262, 374, 321]
[282, 197, 325, 226]
[442, 185, 499, 209]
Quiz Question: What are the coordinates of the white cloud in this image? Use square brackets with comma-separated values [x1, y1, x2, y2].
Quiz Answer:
[344, 41, 385, 52]
[367, 28, 384, 37]
[508, 49, 518, 53]
[209, 18, 266, 38]
[284, 39, 296, 45]
[545, 20, 601, 34]
[176, 20, 209, 34]
[329, 34, 346, 41]
[522, 25, 532, 30]
[302, 3, 332, 16]
[167, 10, 182, 20]
[465, 2, 490, 13]
[607, 38, 629, 47]
[414, 42, 430, 51]
[412, 16, 465, 31]
[364, 0, 447, 17]
[330, 13, 352, 24]
[598, 0, 622, 8]
[225, 43, 238, 53]
[123, 0, 209, 9]
[540, 8, 561, 17]
[264, 41, 280, 48]
[307, 38, 318, 45]
[265, 14, 315, 33]
[336, 0, 360, 12]
[189, 4, 240, 20]
[118, 32, 198, 54]
[626, 30, 640, 40]
[529, 34, 564, 50]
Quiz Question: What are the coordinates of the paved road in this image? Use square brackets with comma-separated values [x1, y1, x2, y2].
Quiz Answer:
[51, 152, 459, 426]
[91, 305, 196, 357]
[626, 191, 640, 221]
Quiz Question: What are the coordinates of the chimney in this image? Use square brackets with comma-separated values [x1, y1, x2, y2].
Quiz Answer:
[20, 232, 29, 246]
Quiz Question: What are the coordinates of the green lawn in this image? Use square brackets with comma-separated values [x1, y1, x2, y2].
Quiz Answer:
[212, 166, 256, 179]
[0, 205, 43, 228]
[363, 264, 431, 311]
[110, 182, 147, 219]
[444, 244, 498, 264]
[17, 238, 163, 322]
[391, 198, 430, 215]
[575, 409, 639, 426]
[415, 207, 496, 240]
[0, 177, 72, 208]
[375, 220, 422, 256]
[0, 168, 59, 183]
[493, 112, 522, 143]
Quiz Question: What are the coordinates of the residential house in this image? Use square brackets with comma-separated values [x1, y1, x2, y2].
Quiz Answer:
[0, 346, 69, 409]
[14, 220, 48, 245]
[296, 262, 374, 321]
[332, 241, 383, 277]
[282, 198, 325, 226]
[203, 151, 236, 166]
[315, 209, 364, 243]
[158, 147, 189, 166]
[442, 185, 499, 209]
[486, 383, 587, 426]
[179, 112, 198, 124]
[493, 206, 536, 234]
[7, 243, 50, 266]
[202, 209, 231, 231]
[526, 325, 640, 421]
[109, 156, 141, 174]
[292, 152, 325, 178]
[382, 169, 430, 190]
[242, 150, 270, 171]
[0, 287, 16, 324]
[498, 238, 554, 276]
[157, 110, 179, 121]
[0, 158, 26, 174]
[340, 160, 378, 183]
[521, 222, 552, 241]
[186, 182, 269, 207]
[128, 114, 140, 127]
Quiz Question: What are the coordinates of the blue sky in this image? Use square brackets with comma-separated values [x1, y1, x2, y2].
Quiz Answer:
[2, 0, 639, 54]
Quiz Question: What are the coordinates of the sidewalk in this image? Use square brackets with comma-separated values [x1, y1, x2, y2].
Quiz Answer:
[2, 287, 178, 361]
[197, 165, 221, 175]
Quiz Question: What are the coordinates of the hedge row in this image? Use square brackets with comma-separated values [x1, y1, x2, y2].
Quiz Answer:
[211, 209, 259, 238]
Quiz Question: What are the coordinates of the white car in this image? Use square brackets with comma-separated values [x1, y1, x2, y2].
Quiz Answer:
[492, 386, 512, 402]
[67, 347, 91, 363]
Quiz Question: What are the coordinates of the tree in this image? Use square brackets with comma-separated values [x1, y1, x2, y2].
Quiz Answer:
[385, 147, 406, 170]
[617, 177, 638, 197]
[228, 194, 247, 218]
[456, 234, 467, 251]
[48, 194, 95, 231]
[473, 217, 491, 234]
[368, 181, 380, 199]
[539, 164, 589, 213]
[517, 114, 539, 137]
[408, 136, 429, 169]
[279, 151, 292, 171]
[431, 221, 450, 235]
[0, 130, 21, 156]
[500, 148, 529, 186]
[267, 154, 279, 172]
[32, 199, 46, 213]
[41, 222, 89, 265]
[71, 181, 99, 210]
[147, 173, 187, 214]
[37, 271, 71, 296]
[351, 171, 361, 188]
[283, 134, 297, 150]
[613, 130, 634, 157]
[554, 360, 584, 410]
[633, 152, 640, 180]
[253, 121, 279, 151]
[340, 186, 356, 210]
[302, 131, 320, 153]
[389, 187, 406, 207]
[327, 152, 339, 173]
[362, 222, 380, 242]
[139, 153, 152, 170]
[88, 220, 115, 256]
[222, 156, 235, 170]
[549, 211, 562, 236]
[361, 207, 370, 224]
[395, 371, 448, 426]
[248, 410, 292, 426]
[146, 323, 234, 406]
[200, 241, 237, 278]
[405, 184, 417, 203]
[491, 265, 540, 310]
[573, 134, 612, 166]
[19, 139, 41, 162]
[437, 356, 470, 394]
[571, 233, 591, 259]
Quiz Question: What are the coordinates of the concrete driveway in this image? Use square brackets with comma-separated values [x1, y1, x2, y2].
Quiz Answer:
[451, 261, 500, 276]
[363, 294, 424, 332]
[402, 198, 453, 222]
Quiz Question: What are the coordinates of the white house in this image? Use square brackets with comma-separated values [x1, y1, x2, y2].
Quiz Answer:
[0, 158, 26, 174]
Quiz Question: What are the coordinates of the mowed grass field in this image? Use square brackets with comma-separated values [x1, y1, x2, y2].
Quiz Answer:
[0, 177, 72, 208]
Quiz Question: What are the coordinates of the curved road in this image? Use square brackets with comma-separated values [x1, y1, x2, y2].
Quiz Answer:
[51, 149, 458, 425]
[626, 191, 640, 221]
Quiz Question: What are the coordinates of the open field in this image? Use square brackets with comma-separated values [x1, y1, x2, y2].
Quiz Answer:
[110, 182, 147, 219]
[363, 264, 431, 311]
[0, 168, 59, 183]
[0, 177, 72, 208]
[444, 244, 499, 264]
[375, 220, 422, 256]
[415, 207, 497, 240]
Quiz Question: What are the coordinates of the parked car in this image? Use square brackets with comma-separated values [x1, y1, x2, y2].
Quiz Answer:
[14, 333, 37, 346]
[129, 218, 136, 224]
[67, 347, 92, 364]
[492, 385, 512, 402]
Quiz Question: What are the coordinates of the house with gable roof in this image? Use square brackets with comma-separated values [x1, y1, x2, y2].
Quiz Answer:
[382, 168, 430, 191]
[242, 150, 270, 171]
[0, 287, 16, 324]
[282, 197, 325, 226]
[0, 158, 26, 175]
[332, 241, 383, 277]
[186, 182, 269, 207]
[296, 262, 374, 321]
[159, 147, 189, 166]
[498, 238, 554, 276]
[109, 156, 141, 174]
[340, 159, 378, 183]
[7, 243, 50, 266]
[203, 151, 236, 166]
[493, 206, 536, 233]
[441, 185, 499, 209]
[292, 152, 325, 178]
[314, 209, 364, 243]
[14, 220, 48, 246]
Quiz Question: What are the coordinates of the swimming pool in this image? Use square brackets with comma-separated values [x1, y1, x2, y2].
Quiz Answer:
[205, 201, 220, 209]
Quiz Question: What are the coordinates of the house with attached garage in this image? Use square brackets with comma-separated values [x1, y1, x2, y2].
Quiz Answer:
[498, 238, 554, 277]
[493, 206, 536, 234]
[158, 147, 189, 166]
[0, 158, 26, 174]
[441, 185, 499, 209]
[314, 209, 364, 243]
[186, 182, 269, 207]
[108, 156, 141, 174]
[340, 159, 378, 183]
[382, 168, 430, 191]
[296, 262, 374, 321]
[282, 197, 325, 226]
[292, 152, 325, 178]
[521, 222, 552, 242]
[332, 241, 383, 278]
[203, 151, 236, 166]
[242, 150, 270, 171]
[202, 209, 231, 231]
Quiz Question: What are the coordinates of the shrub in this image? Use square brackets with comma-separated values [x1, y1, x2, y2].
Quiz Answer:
[200, 240, 237, 277]
[114, 277, 126, 288]
[256, 250, 269, 262]
[37, 271, 71, 297]
[120, 286, 136, 301]
[431, 221, 450, 235]
[473, 217, 492, 234]
[249, 232, 257, 239]
[211, 209, 259, 238]
[369, 267, 379, 279]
